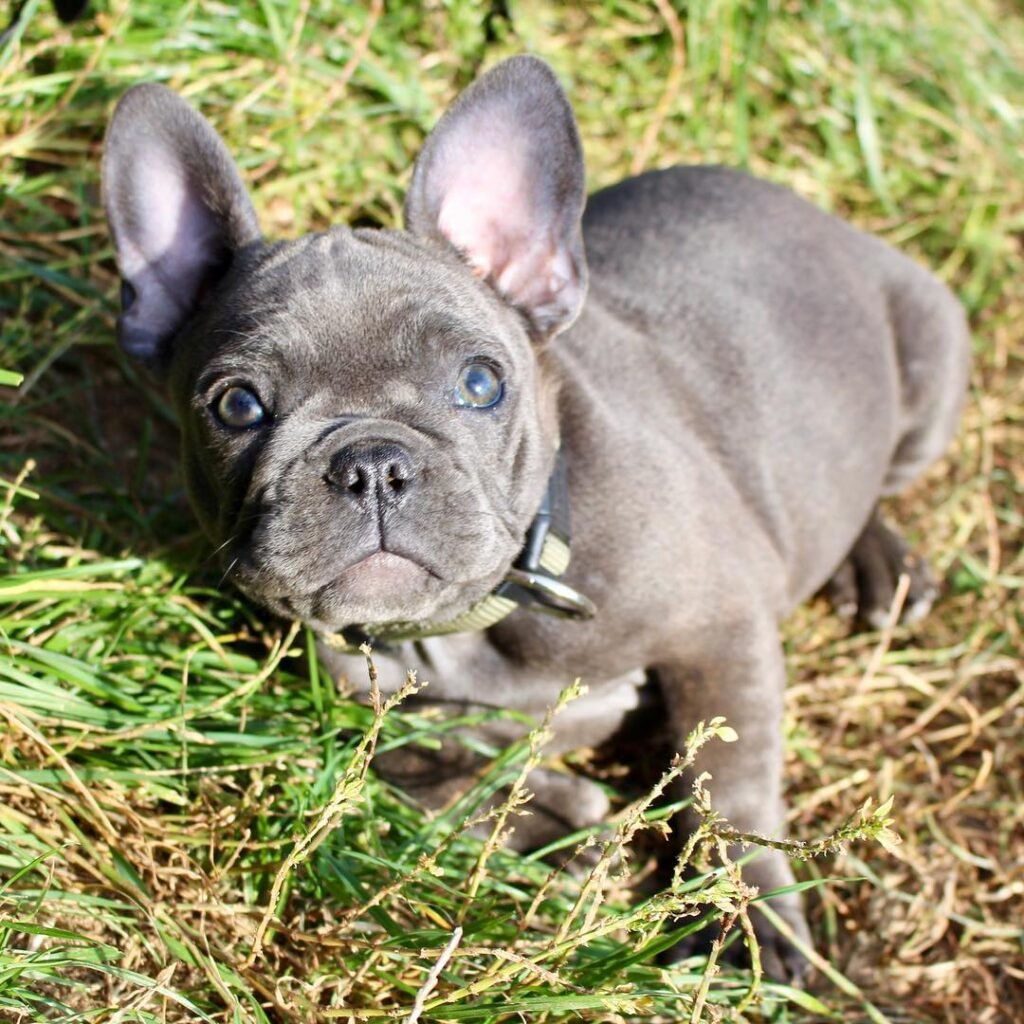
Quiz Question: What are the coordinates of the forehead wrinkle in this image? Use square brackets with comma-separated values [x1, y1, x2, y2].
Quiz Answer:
[209, 304, 319, 366]
[208, 226, 533, 386]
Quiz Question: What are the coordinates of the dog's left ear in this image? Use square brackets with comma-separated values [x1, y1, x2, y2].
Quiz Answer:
[102, 84, 261, 366]
[405, 56, 587, 338]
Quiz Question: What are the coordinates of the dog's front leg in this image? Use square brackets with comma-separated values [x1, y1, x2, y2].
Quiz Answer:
[655, 617, 811, 982]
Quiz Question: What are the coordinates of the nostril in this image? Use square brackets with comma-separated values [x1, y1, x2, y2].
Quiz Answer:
[324, 463, 369, 495]
[345, 466, 368, 495]
[327, 442, 414, 501]
[385, 462, 408, 492]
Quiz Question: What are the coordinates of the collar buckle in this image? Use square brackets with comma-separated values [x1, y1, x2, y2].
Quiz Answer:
[498, 567, 596, 620]
[493, 452, 595, 621]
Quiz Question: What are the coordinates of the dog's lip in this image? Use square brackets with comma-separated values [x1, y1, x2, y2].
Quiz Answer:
[246, 549, 437, 601]
[314, 551, 433, 621]
[238, 546, 515, 631]
[338, 550, 428, 581]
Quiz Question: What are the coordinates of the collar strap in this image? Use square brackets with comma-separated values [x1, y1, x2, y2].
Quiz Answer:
[323, 451, 595, 653]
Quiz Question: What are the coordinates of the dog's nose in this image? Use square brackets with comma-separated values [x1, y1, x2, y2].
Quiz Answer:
[325, 441, 415, 508]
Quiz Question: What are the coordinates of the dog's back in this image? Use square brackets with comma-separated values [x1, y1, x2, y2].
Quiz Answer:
[559, 166, 970, 609]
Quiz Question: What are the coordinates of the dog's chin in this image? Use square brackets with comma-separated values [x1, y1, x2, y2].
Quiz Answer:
[328, 551, 435, 620]
[246, 552, 497, 633]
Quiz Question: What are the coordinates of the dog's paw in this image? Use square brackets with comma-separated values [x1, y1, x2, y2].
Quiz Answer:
[824, 508, 938, 629]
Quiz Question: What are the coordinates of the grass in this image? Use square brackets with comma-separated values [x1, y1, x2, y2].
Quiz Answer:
[1, 0, 1022, 1020]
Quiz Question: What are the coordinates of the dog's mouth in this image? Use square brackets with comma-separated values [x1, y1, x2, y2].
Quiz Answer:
[220, 452, 529, 632]
[229, 541, 504, 633]
[330, 551, 432, 600]
[271, 552, 433, 629]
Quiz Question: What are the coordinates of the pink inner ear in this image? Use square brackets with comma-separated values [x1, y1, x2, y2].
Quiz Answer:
[413, 90, 584, 334]
[439, 174, 573, 323]
[435, 142, 536, 284]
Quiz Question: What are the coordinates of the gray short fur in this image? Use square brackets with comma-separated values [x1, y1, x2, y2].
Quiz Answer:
[102, 56, 970, 979]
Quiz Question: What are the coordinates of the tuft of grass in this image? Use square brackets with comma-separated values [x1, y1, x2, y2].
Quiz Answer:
[2, 0, 1022, 1021]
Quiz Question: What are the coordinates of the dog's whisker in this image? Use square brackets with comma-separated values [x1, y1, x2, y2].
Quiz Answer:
[217, 557, 240, 587]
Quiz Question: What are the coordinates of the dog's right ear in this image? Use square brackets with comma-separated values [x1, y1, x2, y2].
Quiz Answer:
[102, 84, 261, 365]
[405, 56, 587, 339]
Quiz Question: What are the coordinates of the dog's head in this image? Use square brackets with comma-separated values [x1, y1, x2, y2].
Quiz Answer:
[102, 57, 588, 632]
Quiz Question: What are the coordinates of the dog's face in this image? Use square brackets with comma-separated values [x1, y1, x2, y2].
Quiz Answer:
[170, 230, 559, 631]
[103, 58, 588, 631]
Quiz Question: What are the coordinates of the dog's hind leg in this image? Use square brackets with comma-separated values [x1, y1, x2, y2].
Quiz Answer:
[825, 266, 970, 629]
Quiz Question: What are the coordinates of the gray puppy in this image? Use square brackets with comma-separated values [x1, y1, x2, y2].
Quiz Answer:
[102, 56, 970, 979]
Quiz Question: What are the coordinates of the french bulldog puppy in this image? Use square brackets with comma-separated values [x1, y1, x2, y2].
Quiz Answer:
[102, 56, 970, 979]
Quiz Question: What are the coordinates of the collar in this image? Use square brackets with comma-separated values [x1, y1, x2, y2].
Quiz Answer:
[324, 450, 596, 653]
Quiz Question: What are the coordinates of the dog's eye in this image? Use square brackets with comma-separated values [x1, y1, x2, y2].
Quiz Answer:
[215, 386, 266, 429]
[454, 362, 504, 409]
